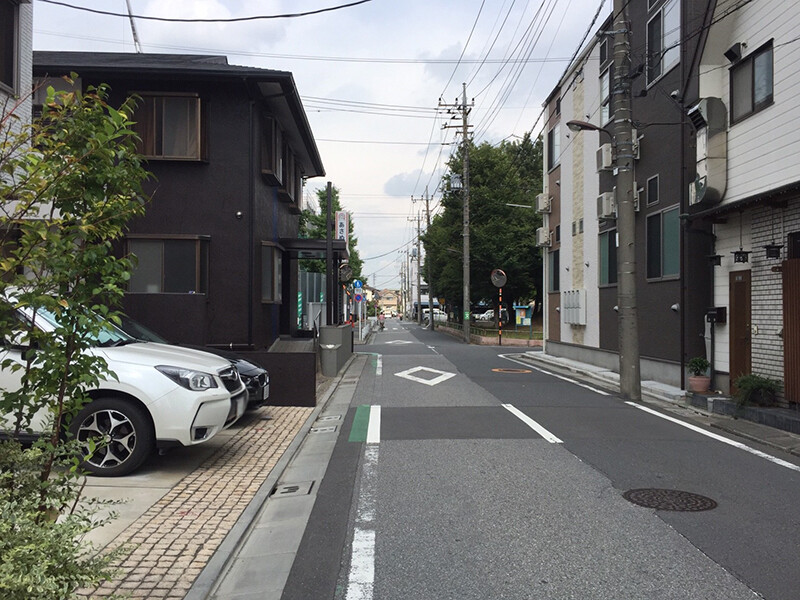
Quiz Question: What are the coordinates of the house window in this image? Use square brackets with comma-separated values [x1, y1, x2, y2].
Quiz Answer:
[134, 94, 203, 160]
[261, 115, 283, 186]
[600, 68, 611, 124]
[547, 124, 560, 170]
[548, 249, 560, 292]
[0, 1, 17, 92]
[599, 37, 609, 66]
[128, 237, 209, 294]
[599, 229, 617, 285]
[647, 0, 680, 84]
[647, 174, 659, 206]
[731, 41, 774, 123]
[646, 206, 680, 279]
[261, 244, 283, 303]
[555, 224, 561, 243]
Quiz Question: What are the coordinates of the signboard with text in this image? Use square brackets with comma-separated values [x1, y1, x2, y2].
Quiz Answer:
[336, 211, 349, 241]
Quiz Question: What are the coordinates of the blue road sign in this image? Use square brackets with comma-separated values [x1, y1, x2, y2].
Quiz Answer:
[353, 279, 363, 288]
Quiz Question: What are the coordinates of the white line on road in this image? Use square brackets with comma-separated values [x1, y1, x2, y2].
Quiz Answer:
[502, 404, 563, 443]
[367, 405, 381, 444]
[376, 355, 382, 377]
[498, 354, 610, 395]
[346, 437, 380, 600]
[625, 402, 800, 473]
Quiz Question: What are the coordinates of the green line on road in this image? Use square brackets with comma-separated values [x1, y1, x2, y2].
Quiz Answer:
[349, 405, 371, 442]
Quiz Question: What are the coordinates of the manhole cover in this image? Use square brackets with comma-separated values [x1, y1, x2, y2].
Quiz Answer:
[623, 488, 717, 511]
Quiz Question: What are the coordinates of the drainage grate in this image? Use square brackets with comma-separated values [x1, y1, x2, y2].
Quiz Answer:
[623, 488, 717, 512]
[310, 425, 337, 433]
[317, 415, 342, 422]
[272, 481, 314, 498]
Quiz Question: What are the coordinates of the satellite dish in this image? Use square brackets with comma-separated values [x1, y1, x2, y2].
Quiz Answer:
[491, 269, 507, 288]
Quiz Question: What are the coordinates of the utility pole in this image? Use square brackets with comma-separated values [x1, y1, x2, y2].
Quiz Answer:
[612, 0, 641, 401]
[440, 83, 473, 343]
[413, 187, 436, 330]
[409, 214, 423, 324]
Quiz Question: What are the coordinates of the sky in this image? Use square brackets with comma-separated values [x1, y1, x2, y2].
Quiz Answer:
[31, 0, 612, 290]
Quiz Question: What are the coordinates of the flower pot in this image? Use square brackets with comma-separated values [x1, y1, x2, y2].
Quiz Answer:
[688, 375, 711, 393]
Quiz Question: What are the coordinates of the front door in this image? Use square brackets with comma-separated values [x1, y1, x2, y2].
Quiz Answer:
[729, 270, 751, 391]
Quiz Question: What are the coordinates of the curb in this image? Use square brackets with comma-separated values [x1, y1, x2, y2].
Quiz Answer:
[185, 355, 356, 600]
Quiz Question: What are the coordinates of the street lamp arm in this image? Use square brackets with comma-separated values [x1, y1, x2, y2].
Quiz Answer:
[566, 119, 613, 141]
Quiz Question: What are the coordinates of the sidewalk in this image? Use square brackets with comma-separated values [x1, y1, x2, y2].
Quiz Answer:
[75, 366, 346, 599]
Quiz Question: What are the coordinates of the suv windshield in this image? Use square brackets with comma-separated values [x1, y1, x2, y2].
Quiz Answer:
[25, 306, 136, 348]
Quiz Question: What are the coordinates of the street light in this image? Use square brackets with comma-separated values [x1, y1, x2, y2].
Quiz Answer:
[566, 116, 641, 402]
[566, 120, 611, 139]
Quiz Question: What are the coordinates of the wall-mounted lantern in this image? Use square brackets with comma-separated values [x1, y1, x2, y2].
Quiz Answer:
[764, 244, 783, 259]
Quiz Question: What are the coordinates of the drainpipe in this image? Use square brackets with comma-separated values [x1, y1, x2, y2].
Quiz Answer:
[247, 94, 255, 348]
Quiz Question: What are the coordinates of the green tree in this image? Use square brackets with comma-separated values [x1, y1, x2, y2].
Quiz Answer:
[299, 185, 363, 281]
[0, 81, 150, 598]
[423, 133, 543, 319]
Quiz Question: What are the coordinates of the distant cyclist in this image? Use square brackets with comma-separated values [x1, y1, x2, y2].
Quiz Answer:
[378, 311, 385, 331]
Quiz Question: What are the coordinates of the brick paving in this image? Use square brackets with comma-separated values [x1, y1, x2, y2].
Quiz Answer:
[78, 404, 314, 599]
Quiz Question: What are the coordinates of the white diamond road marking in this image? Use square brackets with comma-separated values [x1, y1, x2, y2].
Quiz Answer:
[384, 340, 414, 345]
[394, 366, 456, 386]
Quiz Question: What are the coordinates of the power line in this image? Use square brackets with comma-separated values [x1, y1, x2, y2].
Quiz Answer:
[38, 0, 374, 22]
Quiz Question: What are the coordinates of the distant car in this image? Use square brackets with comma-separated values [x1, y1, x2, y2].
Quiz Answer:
[422, 308, 447, 323]
[117, 316, 269, 409]
[0, 300, 247, 476]
[476, 309, 509, 323]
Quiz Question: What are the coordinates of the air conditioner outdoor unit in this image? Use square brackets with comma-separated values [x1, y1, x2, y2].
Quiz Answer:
[597, 192, 616, 220]
[536, 227, 551, 247]
[535, 193, 551, 213]
[596, 143, 613, 171]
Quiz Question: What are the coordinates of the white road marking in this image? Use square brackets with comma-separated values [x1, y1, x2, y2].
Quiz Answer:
[395, 366, 456, 386]
[502, 404, 563, 443]
[498, 354, 609, 395]
[346, 444, 380, 600]
[376, 355, 382, 377]
[367, 405, 381, 444]
[625, 402, 800, 473]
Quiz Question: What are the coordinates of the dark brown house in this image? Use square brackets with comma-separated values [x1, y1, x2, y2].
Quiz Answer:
[33, 52, 343, 354]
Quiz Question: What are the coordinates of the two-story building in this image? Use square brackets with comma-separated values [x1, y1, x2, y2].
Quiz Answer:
[33, 52, 346, 354]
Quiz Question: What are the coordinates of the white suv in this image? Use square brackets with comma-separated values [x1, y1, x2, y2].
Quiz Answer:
[0, 304, 247, 476]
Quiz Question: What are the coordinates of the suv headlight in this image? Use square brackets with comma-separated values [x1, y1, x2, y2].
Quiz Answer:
[156, 365, 218, 391]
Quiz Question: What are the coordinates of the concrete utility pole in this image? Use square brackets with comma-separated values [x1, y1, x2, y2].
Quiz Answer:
[440, 84, 473, 342]
[461, 84, 471, 343]
[414, 214, 422, 325]
[413, 188, 436, 330]
[612, 0, 641, 401]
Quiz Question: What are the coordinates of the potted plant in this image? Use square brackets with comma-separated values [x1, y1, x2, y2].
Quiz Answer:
[733, 373, 781, 407]
[686, 356, 711, 393]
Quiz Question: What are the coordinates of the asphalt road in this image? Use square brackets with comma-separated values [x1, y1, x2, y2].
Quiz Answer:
[282, 319, 800, 600]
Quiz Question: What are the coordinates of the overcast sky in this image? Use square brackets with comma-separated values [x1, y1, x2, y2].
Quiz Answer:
[32, 0, 611, 289]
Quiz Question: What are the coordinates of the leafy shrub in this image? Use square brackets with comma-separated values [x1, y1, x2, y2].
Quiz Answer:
[733, 373, 781, 407]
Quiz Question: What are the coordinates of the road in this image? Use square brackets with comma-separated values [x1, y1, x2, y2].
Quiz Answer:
[282, 319, 800, 600]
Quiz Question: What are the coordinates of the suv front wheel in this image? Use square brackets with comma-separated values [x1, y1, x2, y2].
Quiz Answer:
[69, 397, 155, 477]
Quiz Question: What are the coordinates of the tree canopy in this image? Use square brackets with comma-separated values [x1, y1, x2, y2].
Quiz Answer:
[299, 185, 363, 281]
[423, 132, 543, 317]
